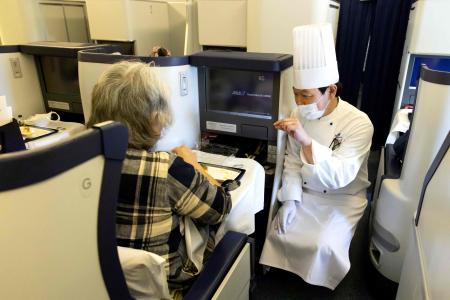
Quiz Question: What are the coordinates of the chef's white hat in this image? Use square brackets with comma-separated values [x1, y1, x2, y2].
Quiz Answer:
[293, 23, 339, 89]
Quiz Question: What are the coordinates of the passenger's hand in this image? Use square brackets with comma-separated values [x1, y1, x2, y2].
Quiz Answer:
[172, 145, 220, 186]
[274, 118, 312, 146]
[171, 145, 197, 166]
[274, 200, 297, 234]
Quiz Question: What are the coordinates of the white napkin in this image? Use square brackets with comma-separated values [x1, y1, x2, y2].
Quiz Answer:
[0, 95, 13, 126]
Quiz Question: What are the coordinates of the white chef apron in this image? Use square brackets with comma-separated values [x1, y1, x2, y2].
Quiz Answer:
[260, 190, 367, 290]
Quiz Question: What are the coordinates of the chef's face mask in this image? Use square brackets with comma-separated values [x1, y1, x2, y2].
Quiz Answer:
[298, 90, 330, 120]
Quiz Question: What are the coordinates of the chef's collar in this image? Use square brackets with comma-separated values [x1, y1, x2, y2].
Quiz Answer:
[318, 96, 341, 122]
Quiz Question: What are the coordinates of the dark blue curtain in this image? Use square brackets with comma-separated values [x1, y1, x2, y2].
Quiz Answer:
[360, 0, 412, 148]
[335, 0, 374, 106]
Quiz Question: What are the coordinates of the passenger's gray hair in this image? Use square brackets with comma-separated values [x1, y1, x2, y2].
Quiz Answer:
[87, 61, 172, 149]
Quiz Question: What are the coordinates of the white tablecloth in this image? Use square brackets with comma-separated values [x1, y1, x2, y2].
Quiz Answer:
[386, 108, 413, 145]
[194, 151, 265, 241]
[25, 121, 85, 149]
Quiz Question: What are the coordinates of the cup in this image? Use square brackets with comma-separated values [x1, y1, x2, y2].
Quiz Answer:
[25, 111, 60, 127]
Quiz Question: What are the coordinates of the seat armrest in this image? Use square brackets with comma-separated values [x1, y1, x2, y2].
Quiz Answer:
[184, 231, 248, 300]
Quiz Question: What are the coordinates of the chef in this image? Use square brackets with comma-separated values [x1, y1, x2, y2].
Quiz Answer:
[260, 23, 374, 290]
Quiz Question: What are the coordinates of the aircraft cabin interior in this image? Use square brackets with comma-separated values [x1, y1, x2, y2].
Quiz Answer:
[0, 0, 449, 299]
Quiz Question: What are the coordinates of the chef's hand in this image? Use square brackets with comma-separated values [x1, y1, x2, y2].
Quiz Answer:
[274, 118, 312, 146]
[274, 200, 297, 234]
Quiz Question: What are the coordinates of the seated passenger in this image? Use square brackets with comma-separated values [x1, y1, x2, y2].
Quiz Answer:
[151, 46, 172, 57]
[87, 61, 232, 298]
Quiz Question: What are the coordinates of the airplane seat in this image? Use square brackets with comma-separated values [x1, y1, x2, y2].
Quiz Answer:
[0, 121, 132, 299]
[339, 127, 377, 272]
[0, 119, 255, 299]
[77, 49, 255, 299]
[78, 48, 200, 152]
[184, 232, 255, 300]
[396, 131, 450, 299]
[118, 231, 254, 300]
[369, 66, 450, 282]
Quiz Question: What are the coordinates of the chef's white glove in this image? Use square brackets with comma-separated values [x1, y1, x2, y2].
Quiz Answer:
[274, 200, 297, 234]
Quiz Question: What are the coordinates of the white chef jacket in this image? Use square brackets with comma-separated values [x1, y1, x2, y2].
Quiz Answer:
[260, 98, 374, 289]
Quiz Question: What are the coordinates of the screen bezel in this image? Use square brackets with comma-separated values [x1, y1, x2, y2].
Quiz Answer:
[199, 66, 281, 141]
[35, 55, 83, 114]
[40, 56, 80, 95]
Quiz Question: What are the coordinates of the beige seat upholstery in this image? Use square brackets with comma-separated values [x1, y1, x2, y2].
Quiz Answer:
[0, 121, 131, 300]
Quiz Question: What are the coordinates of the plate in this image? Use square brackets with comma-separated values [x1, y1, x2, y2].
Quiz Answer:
[20, 125, 58, 141]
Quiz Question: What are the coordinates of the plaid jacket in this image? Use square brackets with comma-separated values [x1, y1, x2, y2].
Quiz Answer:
[117, 149, 232, 295]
